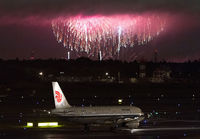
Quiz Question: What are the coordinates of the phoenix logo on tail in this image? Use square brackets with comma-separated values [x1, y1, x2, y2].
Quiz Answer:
[52, 82, 71, 108]
[55, 91, 62, 103]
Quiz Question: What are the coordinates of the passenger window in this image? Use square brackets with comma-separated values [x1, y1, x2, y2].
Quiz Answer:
[121, 109, 130, 111]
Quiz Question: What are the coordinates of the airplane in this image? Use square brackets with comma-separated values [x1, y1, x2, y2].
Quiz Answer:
[51, 82, 145, 131]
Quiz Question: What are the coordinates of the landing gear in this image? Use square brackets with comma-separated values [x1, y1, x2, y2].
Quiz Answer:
[110, 125, 118, 131]
[110, 121, 119, 131]
[83, 124, 90, 132]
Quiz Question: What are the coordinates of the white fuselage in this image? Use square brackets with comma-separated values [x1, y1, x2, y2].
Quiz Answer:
[51, 106, 144, 124]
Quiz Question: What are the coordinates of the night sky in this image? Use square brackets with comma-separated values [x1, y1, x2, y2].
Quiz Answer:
[0, 0, 200, 62]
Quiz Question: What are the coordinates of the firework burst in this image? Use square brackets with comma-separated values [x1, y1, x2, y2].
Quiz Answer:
[52, 14, 167, 61]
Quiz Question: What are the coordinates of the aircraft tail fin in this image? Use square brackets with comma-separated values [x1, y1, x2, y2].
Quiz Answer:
[52, 82, 71, 109]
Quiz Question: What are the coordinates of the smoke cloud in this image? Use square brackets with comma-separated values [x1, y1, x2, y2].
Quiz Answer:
[0, 0, 199, 17]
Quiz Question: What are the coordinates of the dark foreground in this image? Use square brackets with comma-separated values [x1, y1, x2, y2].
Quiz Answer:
[1, 126, 200, 139]
[1, 119, 200, 139]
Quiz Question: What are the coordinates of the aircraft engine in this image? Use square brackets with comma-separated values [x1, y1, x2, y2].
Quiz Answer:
[125, 121, 140, 129]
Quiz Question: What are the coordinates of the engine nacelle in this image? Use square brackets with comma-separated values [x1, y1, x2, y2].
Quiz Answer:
[125, 121, 140, 128]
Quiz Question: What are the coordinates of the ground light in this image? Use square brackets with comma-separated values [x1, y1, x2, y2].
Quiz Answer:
[26, 122, 60, 128]
[27, 122, 33, 127]
[38, 122, 58, 127]
[118, 99, 123, 104]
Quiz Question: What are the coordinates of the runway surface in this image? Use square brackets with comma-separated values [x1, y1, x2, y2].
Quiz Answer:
[1, 126, 200, 139]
